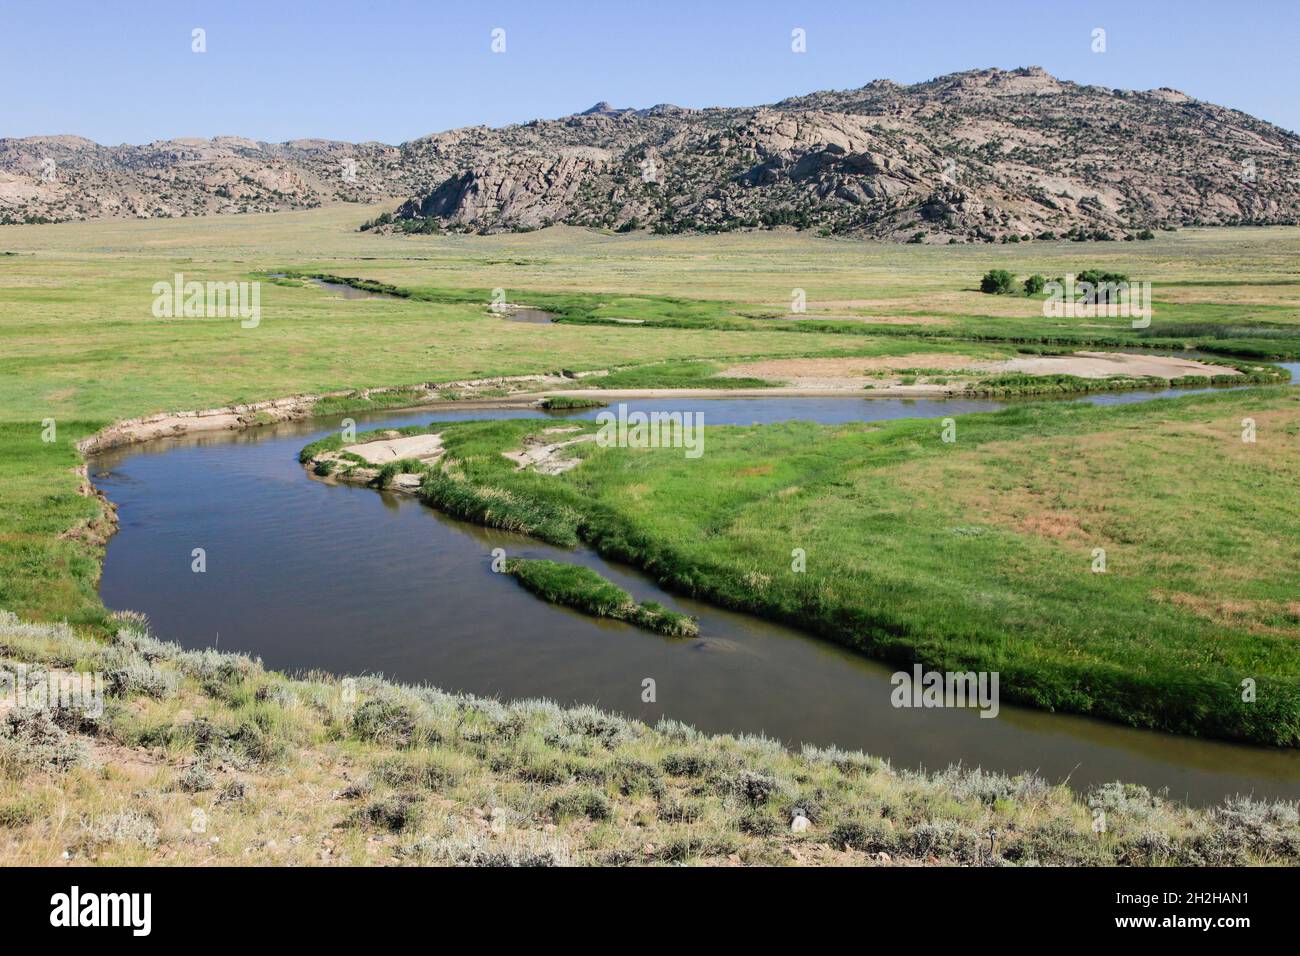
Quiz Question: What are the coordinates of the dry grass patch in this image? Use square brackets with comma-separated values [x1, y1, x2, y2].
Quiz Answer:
[3, 610, 1293, 866]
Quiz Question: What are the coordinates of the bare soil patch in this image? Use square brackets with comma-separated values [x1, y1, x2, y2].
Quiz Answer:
[342, 433, 444, 465]
[717, 354, 978, 387]
[975, 351, 1236, 380]
[502, 428, 594, 475]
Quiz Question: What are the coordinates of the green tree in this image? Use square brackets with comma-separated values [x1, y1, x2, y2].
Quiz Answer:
[980, 269, 1015, 294]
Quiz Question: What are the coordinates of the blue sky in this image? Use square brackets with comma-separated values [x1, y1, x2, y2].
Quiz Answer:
[2, 0, 1297, 143]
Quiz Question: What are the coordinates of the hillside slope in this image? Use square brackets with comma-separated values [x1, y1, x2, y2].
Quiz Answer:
[3, 67, 1298, 240]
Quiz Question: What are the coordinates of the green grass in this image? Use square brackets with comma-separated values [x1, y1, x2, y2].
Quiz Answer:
[375, 458, 428, 489]
[588, 361, 779, 390]
[963, 373, 1167, 396]
[503, 557, 698, 637]
[0, 422, 113, 629]
[291, 269, 1300, 360]
[10, 209, 1292, 425]
[4, 206, 1300, 744]
[538, 395, 609, 409]
[397, 388, 1300, 745]
[962, 360, 1287, 396]
[311, 388, 436, 417]
[2, 215, 917, 425]
[419, 470, 583, 546]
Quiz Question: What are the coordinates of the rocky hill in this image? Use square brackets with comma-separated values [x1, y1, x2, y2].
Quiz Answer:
[4, 67, 1298, 241]
[0, 135, 411, 221]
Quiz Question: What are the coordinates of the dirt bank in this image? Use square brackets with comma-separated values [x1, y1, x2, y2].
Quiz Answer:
[74, 371, 602, 455]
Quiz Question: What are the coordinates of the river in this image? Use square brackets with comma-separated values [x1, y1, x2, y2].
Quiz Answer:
[89, 377, 1300, 806]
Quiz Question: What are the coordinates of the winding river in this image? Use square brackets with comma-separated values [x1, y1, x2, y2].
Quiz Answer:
[90, 379, 1300, 807]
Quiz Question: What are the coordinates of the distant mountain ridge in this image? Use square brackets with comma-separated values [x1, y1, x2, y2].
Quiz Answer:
[4, 67, 1298, 241]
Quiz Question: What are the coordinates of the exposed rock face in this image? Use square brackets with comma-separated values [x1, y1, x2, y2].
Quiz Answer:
[4, 66, 1298, 240]
[0, 135, 410, 221]
[398, 148, 610, 229]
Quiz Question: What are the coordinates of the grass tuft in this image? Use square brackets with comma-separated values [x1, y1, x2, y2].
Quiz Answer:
[503, 558, 699, 637]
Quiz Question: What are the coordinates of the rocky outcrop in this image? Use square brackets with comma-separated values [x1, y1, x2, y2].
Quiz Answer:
[398, 148, 610, 229]
[4, 67, 1298, 240]
[385, 67, 1300, 240]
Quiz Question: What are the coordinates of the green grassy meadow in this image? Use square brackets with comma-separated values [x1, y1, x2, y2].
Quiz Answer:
[2, 203, 1299, 742]
[4, 205, 1299, 424]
